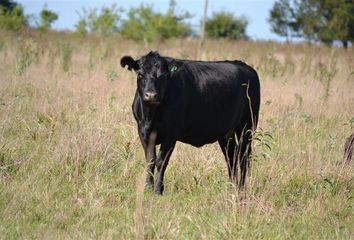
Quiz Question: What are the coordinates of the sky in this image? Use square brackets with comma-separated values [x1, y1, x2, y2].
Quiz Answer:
[17, 0, 283, 41]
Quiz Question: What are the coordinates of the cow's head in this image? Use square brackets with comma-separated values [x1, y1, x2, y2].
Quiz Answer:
[121, 51, 170, 105]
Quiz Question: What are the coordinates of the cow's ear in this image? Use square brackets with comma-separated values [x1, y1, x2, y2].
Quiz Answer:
[120, 56, 139, 71]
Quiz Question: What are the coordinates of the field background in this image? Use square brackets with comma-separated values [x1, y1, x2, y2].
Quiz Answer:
[0, 31, 353, 239]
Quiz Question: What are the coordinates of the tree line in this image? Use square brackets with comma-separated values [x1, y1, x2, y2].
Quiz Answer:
[269, 0, 354, 48]
[0, 0, 248, 41]
[1, 0, 353, 48]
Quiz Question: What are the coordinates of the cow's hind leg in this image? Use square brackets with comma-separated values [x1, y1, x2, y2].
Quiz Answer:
[218, 135, 238, 184]
[154, 140, 176, 195]
[236, 125, 253, 189]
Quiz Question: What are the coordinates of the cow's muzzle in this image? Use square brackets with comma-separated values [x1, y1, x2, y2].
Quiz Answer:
[143, 91, 159, 104]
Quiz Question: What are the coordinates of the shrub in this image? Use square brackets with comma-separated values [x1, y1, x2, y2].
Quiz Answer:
[0, 4, 27, 31]
[205, 11, 249, 40]
[38, 7, 58, 33]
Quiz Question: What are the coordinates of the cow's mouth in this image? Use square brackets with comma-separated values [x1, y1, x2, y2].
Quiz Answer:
[144, 99, 160, 105]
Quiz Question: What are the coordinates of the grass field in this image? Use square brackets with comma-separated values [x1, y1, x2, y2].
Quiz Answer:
[0, 30, 353, 239]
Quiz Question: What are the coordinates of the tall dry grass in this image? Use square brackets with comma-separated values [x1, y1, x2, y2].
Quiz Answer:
[0, 30, 353, 239]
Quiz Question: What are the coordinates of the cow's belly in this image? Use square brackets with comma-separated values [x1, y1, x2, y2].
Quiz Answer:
[178, 114, 238, 147]
[178, 134, 220, 147]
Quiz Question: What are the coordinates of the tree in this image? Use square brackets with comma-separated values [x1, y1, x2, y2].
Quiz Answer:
[0, 0, 17, 12]
[121, 1, 192, 41]
[295, 0, 354, 47]
[75, 4, 122, 36]
[268, 0, 301, 41]
[205, 11, 248, 40]
[200, 0, 208, 46]
[316, 0, 354, 48]
[0, 0, 27, 30]
[38, 6, 58, 32]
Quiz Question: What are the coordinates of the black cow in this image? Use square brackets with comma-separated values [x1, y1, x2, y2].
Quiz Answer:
[121, 51, 260, 194]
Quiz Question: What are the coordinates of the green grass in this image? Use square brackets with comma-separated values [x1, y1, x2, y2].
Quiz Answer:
[0, 30, 353, 239]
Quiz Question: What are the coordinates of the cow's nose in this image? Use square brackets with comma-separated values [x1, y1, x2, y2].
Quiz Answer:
[144, 91, 157, 101]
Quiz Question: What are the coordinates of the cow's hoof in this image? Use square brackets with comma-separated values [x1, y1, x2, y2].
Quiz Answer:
[154, 190, 163, 195]
[145, 183, 154, 191]
[145, 176, 154, 189]
[154, 185, 164, 195]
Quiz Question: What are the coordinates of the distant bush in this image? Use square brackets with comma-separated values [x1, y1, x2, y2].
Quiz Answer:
[38, 6, 58, 33]
[121, 1, 192, 42]
[205, 11, 249, 40]
[75, 4, 123, 36]
[75, 17, 87, 37]
[0, 0, 27, 31]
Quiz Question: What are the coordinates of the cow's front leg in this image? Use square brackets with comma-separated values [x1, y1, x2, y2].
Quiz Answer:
[144, 131, 157, 189]
[145, 146, 156, 189]
[154, 140, 176, 195]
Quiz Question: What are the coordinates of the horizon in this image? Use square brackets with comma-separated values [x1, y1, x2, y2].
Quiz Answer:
[17, 0, 286, 42]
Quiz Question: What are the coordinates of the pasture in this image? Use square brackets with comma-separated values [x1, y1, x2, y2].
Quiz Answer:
[0, 31, 353, 239]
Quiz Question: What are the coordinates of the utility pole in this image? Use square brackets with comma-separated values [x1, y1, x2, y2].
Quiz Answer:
[200, 0, 208, 47]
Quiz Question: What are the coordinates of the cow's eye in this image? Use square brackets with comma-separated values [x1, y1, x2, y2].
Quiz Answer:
[137, 73, 144, 80]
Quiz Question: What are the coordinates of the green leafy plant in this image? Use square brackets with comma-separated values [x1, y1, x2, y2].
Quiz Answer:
[252, 128, 275, 162]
